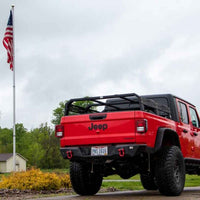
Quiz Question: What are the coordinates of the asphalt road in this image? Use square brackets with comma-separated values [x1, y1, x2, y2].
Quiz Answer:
[31, 187, 200, 200]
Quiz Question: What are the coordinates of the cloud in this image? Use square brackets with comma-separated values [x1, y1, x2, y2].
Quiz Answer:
[1, 0, 200, 129]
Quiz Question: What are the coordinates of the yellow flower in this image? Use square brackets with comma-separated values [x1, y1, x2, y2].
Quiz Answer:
[0, 168, 71, 191]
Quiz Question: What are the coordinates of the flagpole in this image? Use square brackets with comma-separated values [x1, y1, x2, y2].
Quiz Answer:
[12, 4, 16, 172]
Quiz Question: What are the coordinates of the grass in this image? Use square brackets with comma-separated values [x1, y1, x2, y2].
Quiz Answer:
[103, 174, 142, 190]
[102, 174, 200, 190]
[41, 168, 69, 174]
[185, 174, 200, 187]
[102, 181, 143, 190]
[104, 174, 140, 180]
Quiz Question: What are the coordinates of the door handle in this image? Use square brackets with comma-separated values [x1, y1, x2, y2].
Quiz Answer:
[183, 129, 188, 133]
[89, 114, 107, 120]
[193, 132, 198, 136]
[190, 132, 198, 136]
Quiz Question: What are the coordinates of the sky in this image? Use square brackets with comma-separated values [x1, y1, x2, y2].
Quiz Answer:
[0, 0, 200, 130]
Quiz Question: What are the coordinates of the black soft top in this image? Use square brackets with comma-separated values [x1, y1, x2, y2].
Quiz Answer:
[142, 94, 179, 122]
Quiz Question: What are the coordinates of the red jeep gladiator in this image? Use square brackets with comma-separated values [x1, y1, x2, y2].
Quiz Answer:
[55, 93, 200, 196]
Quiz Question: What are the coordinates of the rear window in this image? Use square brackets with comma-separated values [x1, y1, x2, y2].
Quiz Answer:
[145, 97, 170, 118]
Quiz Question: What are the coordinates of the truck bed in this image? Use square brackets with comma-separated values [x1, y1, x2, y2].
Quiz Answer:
[60, 110, 175, 147]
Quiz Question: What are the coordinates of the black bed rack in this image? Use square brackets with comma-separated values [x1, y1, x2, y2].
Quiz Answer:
[64, 93, 171, 118]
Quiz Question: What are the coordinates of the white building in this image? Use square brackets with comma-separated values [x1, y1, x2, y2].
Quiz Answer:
[0, 153, 27, 173]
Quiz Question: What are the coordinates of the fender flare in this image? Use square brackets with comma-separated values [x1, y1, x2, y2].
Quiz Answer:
[154, 127, 180, 152]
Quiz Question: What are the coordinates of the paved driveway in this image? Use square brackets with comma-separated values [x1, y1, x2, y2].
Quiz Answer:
[31, 187, 200, 200]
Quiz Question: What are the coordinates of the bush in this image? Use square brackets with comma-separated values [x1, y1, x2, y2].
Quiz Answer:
[0, 168, 71, 191]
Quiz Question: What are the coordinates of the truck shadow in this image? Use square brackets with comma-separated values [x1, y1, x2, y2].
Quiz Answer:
[73, 188, 200, 200]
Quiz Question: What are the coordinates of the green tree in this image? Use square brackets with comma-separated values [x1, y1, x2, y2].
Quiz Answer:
[51, 98, 96, 125]
[0, 124, 29, 160]
[51, 101, 67, 125]
[16, 123, 28, 153]
[23, 123, 68, 169]
[0, 127, 12, 153]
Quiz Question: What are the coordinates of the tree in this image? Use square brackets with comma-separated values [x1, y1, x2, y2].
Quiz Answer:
[51, 98, 96, 125]
[24, 123, 68, 169]
[51, 101, 67, 125]
[0, 127, 12, 153]
[16, 123, 28, 153]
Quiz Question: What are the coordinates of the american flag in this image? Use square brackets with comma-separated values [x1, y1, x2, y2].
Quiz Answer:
[3, 11, 14, 70]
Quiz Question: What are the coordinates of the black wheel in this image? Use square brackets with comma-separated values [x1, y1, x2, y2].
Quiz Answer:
[140, 172, 158, 190]
[155, 146, 185, 196]
[70, 161, 103, 196]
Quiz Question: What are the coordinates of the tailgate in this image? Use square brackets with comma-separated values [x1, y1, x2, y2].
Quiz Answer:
[60, 111, 136, 146]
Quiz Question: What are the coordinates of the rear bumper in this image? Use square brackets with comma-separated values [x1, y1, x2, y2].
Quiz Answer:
[60, 144, 147, 161]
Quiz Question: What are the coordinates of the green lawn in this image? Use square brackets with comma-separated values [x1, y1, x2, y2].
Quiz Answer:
[185, 174, 200, 187]
[102, 174, 200, 190]
[104, 174, 140, 180]
[41, 168, 69, 174]
[102, 181, 143, 190]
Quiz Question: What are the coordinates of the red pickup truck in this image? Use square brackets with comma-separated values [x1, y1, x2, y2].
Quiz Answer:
[55, 93, 200, 196]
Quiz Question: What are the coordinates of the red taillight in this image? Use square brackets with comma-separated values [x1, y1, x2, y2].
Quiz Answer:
[136, 119, 148, 133]
[55, 125, 64, 138]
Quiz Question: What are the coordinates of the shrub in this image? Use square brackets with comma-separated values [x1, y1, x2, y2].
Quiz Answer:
[60, 174, 71, 189]
[0, 168, 71, 191]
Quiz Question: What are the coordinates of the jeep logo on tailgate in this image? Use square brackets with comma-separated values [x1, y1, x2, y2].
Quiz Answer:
[88, 123, 108, 131]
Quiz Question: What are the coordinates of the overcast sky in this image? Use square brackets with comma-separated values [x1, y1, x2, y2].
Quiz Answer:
[0, 0, 200, 130]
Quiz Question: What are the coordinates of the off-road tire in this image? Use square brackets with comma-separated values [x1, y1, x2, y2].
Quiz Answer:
[140, 172, 158, 190]
[155, 146, 185, 196]
[70, 161, 103, 196]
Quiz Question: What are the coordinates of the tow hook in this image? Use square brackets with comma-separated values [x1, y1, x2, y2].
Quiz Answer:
[66, 150, 73, 159]
[118, 148, 125, 157]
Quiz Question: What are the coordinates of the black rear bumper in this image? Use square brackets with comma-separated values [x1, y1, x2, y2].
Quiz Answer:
[60, 144, 147, 161]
